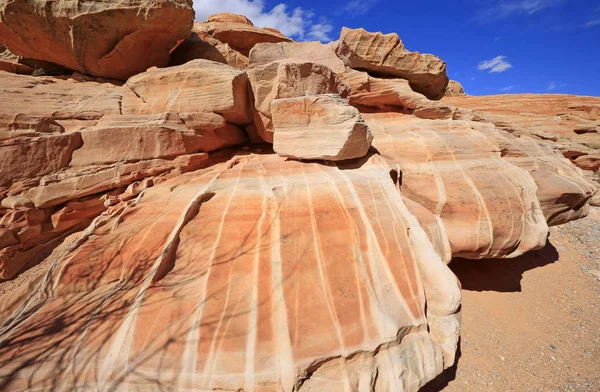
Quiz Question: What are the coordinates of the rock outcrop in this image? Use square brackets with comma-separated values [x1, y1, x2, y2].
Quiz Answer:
[340, 68, 455, 119]
[195, 13, 292, 57]
[271, 94, 373, 160]
[0, 0, 194, 79]
[123, 59, 252, 125]
[445, 80, 466, 97]
[249, 41, 345, 73]
[0, 152, 461, 392]
[335, 27, 449, 100]
[170, 27, 250, 69]
[0, 10, 597, 392]
[248, 59, 349, 142]
[444, 93, 600, 203]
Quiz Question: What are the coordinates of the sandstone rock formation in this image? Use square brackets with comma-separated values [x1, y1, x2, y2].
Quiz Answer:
[248, 59, 349, 142]
[340, 68, 455, 119]
[272, 94, 373, 160]
[363, 113, 595, 258]
[445, 93, 600, 205]
[123, 59, 252, 125]
[0, 152, 461, 392]
[335, 27, 449, 100]
[249, 41, 346, 73]
[445, 80, 466, 97]
[170, 27, 250, 69]
[0, 0, 194, 80]
[0, 47, 32, 74]
[195, 13, 292, 56]
[0, 10, 597, 392]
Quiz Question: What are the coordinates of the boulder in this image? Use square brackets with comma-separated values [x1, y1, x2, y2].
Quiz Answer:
[170, 30, 249, 69]
[249, 41, 345, 73]
[123, 59, 252, 125]
[340, 68, 455, 119]
[195, 14, 292, 56]
[445, 80, 466, 97]
[335, 27, 449, 100]
[248, 59, 349, 142]
[0, 48, 32, 74]
[573, 154, 600, 170]
[0, 0, 194, 80]
[271, 94, 373, 161]
[206, 12, 254, 25]
[0, 72, 122, 132]
[71, 113, 246, 167]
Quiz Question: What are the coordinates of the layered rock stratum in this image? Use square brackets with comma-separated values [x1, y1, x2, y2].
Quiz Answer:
[0, 8, 598, 392]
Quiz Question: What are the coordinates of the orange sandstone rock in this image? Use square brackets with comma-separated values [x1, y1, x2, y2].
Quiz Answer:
[196, 13, 292, 56]
[0, 152, 460, 391]
[248, 59, 349, 142]
[335, 27, 449, 100]
[0, 0, 194, 80]
[123, 59, 252, 125]
[271, 94, 373, 160]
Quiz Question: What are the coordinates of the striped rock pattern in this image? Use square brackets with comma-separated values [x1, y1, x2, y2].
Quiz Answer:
[363, 113, 596, 259]
[0, 152, 460, 392]
[0, 11, 598, 392]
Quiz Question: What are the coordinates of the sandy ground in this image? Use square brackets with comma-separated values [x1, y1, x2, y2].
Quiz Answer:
[422, 207, 600, 392]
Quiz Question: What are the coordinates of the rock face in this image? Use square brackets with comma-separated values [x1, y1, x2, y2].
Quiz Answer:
[195, 13, 292, 57]
[340, 68, 455, 119]
[0, 0, 194, 80]
[0, 11, 597, 392]
[0, 48, 32, 74]
[170, 26, 250, 69]
[123, 59, 252, 125]
[444, 94, 600, 203]
[335, 27, 449, 100]
[272, 94, 373, 160]
[0, 152, 461, 392]
[249, 41, 346, 73]
[445, 80, 466, 97]
[248, 59, 349, 142]
[363, 113, 595, 258]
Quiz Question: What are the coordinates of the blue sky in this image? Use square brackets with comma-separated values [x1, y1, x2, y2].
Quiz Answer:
[194, 0, 600, 96]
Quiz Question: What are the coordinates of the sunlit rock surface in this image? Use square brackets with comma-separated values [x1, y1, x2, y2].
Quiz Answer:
[0, 152, 460, 392]
[0, 11, 597, 392]
[0, 0, 194, 79]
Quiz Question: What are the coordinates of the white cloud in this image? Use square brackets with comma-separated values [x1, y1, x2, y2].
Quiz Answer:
[474, 0, 565, 23]
[501, 85, 514, 92]
[193, 0, 334, 41]
[584, 19, 600, 28]
[547, 81, 556, 91]
[341, 0, 379, 16]
[477, 56, 513, 73]
[306, 18, 334, 41]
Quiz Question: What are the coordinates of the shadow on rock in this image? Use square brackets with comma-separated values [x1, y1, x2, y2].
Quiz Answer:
[449, 241, 559, 293]
[419, 338, 462, 392]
